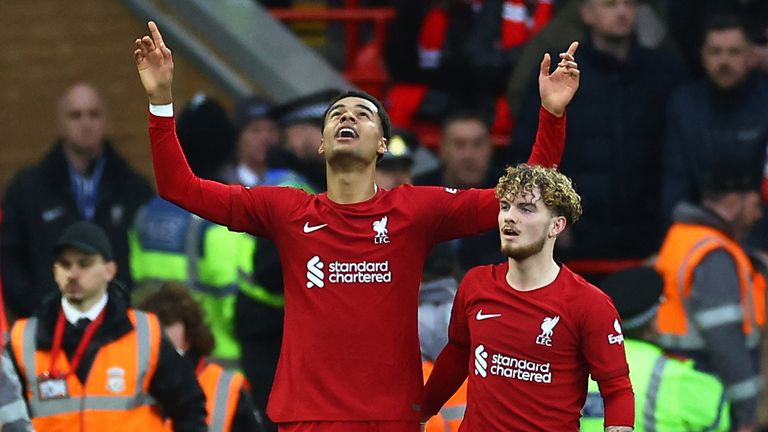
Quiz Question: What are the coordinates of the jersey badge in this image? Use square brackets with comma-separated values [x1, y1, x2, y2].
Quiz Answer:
[536, 316, 560, 346]
[373, 216, 390, 244]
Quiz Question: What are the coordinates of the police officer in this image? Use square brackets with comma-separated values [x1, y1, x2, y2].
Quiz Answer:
[580, 267, 730, 432]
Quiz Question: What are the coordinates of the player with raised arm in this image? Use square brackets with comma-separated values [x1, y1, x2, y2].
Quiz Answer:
[134, 21, 580, 432]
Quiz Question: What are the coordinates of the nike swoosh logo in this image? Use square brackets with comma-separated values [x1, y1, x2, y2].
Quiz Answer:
[476, 310, 502, 321]
[303, 222, 328, 233]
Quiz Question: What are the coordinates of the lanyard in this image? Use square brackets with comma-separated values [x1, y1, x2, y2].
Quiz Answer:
[195, 358, 207, 376]
[47, 307, 106, 378]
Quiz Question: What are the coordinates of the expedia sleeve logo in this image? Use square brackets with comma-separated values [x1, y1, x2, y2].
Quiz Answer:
[608, 319, 624, 345]
[305, 256, 392, 287]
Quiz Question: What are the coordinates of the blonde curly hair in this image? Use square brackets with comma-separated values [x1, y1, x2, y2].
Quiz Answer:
[495, 164, 583, 224]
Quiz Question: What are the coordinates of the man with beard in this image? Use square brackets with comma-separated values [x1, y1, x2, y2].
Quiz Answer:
[661, 15, 768, 238]
[8, 221, 206, 431]
[422, 164, 634, 431]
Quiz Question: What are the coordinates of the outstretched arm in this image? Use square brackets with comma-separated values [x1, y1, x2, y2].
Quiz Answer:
[135, 21, 174, 106]
[135, 22, 236, 226]
[527, 41, 580, 167]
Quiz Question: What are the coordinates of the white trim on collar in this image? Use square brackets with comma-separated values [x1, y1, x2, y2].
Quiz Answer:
[61, 293, 108, 325]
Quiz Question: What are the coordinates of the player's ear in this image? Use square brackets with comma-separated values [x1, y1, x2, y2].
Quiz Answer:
[550, 216, 567, 238]
[377, 137, 387, 156]
[319, 138, 325, 155]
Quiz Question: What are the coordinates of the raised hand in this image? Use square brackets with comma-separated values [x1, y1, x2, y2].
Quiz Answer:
[134, 21, 174, 105]
[539, 41, 580, 117]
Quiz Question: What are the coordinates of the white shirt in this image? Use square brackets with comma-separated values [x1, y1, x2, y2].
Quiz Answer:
[61, 294, 108, 325]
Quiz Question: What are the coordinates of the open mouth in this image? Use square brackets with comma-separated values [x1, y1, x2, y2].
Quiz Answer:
[335, 127, 359, 139]
[501, 226, 520, 237]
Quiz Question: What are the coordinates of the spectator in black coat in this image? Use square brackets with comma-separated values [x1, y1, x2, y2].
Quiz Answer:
[1, 83, 153, 318]
[662, 15, 768, 249]
[511, 0, 685, 264]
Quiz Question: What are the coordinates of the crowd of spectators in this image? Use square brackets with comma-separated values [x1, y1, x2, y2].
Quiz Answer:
[2, 0, 768, 430]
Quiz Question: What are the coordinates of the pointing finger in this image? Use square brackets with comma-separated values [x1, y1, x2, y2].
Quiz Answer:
[540, 53, 551, 77]
[148, 21, 166, 48]
[566, 41, 579, 57]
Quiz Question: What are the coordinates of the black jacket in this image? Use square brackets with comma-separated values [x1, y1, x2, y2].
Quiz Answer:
[1, 142, 153, 317]
[511, 38, 686, 260]
[661, 72, 768, 227]
[9, 290, 207, 431]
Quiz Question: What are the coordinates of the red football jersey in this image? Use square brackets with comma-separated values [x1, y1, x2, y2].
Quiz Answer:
[445, 263, 630, 431]
[147, 109, 564, 423]
[233, 184, 498, 421]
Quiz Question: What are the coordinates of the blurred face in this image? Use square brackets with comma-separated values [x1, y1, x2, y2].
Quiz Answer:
[701, 28, 751, 90]
[284, 123, 323, 161]
[580, 0, 637, 41]
[375, 167, 413, 189]
[53, 248, 115, 307]
[58, 84, 109, 157]
[498, 187, 563, 260]
[441, 118, 492, 187]
[163, 322, 189, 354]
[320, 97, 386, 164]
[733, 191, 764, 239]
[238, 118, 279, 168]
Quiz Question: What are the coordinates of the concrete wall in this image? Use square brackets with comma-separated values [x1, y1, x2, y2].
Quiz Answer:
[0, 0, 233, 195]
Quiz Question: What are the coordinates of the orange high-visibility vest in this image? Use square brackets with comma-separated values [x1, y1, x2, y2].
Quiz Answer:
[10, 309, 166, 432]
[422, 360, 467, 432]
[655, 223, 766, 351]
[197, 362, 245, 432]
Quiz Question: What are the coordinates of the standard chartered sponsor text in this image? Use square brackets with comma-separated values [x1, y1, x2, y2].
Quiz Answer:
[328, 260, 392, 283]
[491, 352, 552, 383]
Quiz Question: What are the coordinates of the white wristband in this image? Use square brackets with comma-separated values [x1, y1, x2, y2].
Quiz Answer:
[149, 103, 174, 117]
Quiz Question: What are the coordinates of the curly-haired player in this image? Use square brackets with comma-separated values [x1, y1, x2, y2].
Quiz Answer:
[422, 164, 634, 431]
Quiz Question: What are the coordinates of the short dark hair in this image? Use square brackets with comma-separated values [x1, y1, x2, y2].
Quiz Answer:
[697, 157, 762, 202]
[137, 281, 215, 358]
[441, 110, 491, 135]
[702, 14, 746, 39]
[322, 90, 392, 141]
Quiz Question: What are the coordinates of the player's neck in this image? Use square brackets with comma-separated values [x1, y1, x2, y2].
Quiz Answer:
[326, 167, 377, 204]
[505, 252, 560, 292]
